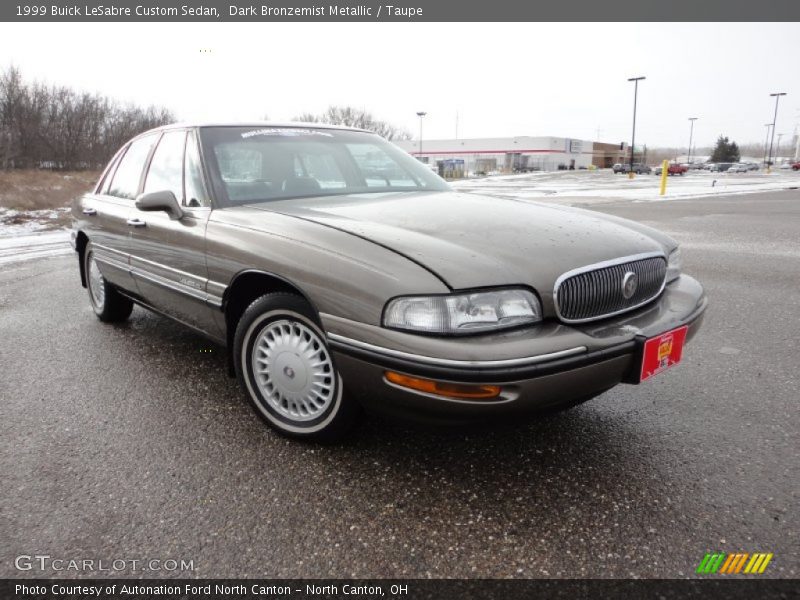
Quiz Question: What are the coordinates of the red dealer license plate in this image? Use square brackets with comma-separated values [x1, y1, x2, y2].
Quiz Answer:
[640, 325, 689, 382]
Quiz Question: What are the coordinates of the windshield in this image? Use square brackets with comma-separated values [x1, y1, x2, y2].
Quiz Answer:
[198, 126, 449, 207]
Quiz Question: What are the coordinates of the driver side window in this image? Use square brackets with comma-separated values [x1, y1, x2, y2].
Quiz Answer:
[144, 130, 186, 203]
[184, 131, 210, 207]
[107, 134, 158, 199]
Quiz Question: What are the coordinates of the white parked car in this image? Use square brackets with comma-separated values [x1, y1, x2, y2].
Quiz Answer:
[727, 164, 749, 173]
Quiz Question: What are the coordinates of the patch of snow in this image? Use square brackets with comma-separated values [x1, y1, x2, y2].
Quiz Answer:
[451, 169, 800, 205]
[0, 229, 72, 265]
[0, 206, 71, 236]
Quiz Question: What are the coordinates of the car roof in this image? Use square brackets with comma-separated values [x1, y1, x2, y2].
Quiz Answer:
[137, 121, 373, 137]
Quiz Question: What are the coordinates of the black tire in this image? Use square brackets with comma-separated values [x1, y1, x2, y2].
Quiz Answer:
[233, 293, 360, 442]
[84, 243, 133, 323]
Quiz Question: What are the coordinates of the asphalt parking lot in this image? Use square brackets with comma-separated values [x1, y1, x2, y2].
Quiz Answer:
[0, 190, 798, 579]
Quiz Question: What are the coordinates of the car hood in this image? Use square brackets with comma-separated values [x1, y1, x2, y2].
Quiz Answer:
[239, 191, 674, 291]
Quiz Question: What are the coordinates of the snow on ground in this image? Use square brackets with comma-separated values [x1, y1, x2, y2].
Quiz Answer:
[0, 206, 74, 265]
[0, 169, 797, 266]
[0, 206, 71, 235]
[451, 169, 800, 205]
[0, 229, 72, 265]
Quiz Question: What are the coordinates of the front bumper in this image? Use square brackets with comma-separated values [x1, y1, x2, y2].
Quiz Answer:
[323, 274, 707, 423]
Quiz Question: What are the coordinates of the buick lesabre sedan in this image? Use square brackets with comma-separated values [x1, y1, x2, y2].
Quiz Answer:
[72, 123, 707, 440]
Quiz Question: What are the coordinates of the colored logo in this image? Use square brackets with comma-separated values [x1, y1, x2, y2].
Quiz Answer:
[657, 335, 673, 363]
[696, 552, 773, 575]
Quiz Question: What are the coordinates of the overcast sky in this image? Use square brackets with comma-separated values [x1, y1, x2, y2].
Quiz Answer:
[1, 22, 798, 148]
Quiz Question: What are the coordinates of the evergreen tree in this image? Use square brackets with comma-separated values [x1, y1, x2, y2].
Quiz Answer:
[710, 135, 741, 162]
[728, 141, 740, 162]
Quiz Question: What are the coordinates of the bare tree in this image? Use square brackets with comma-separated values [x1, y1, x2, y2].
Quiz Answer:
[0, 66, 25, 168]
[0, 65, 175, 170]
[293, 105, 412, 141]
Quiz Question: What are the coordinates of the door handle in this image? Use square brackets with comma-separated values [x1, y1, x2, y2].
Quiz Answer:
[126, 218, 146, 227]
[82, 208, 97, 216]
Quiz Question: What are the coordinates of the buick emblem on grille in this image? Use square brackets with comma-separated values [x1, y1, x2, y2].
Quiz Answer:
[621, 271, 638, 299]
[555, 255, 666, 323]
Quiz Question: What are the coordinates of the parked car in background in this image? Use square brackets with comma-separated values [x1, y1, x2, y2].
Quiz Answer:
[779, 162, 791, 170]
[727, 164, 749, 173]
[710, 163, 734, 172]
[792, 161, 800, 171]
[703, 163, 716, 171]
[744, 162, 760, 171]
[613, 163, 651, 174]
[71, 122, 706, 440]
[654, 163, 688, 176]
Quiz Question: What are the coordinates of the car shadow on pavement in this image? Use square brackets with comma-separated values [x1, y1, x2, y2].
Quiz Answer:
[123, 312, 685, 520]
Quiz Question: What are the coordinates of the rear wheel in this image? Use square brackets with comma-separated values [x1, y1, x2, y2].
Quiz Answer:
[84, 243, 133, 322]
[234, 293, 360, 442]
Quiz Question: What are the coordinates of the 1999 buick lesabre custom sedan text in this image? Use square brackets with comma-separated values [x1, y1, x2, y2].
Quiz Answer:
[71, 123, 707, 440]
[19, 5, 220, 17]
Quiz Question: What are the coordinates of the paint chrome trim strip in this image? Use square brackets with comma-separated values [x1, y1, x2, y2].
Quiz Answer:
[130, 267, 223, 308]
[327, 333, 587, 368]
[92, 254, 129, 273]
[92, 242, 129, 259]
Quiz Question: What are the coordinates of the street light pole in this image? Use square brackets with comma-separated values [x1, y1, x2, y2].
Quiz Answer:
[763, 124, 773, 167]
[794, 109, 800, 161]
[627, 76, 646, 178]
[776, 133, 784, 165]
[687, 117, 698, 164]
[767, 92, 786, 173]
[416, 111, 426, 162]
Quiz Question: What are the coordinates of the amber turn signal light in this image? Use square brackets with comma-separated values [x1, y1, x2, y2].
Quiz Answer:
[384, 371, 501, 400]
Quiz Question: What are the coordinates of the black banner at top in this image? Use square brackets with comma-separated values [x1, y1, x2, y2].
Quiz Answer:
[2, 0, 800, 22]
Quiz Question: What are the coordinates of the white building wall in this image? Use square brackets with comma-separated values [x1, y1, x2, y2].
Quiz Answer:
[394, 136, 595, 173]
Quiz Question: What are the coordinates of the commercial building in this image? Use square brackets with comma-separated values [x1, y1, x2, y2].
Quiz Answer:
[394, 136, 629, 174]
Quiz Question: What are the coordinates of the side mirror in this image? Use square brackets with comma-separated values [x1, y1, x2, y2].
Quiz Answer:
[135, 190, 183, 220]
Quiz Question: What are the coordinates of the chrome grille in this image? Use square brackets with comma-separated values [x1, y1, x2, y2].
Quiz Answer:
[554, 254, 667, 323]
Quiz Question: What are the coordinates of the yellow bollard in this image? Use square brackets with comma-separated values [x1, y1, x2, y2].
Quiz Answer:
[659, 159, 669, 196]
[628, 171, 635, 179]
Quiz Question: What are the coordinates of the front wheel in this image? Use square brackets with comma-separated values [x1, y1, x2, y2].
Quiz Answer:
[234, 293, 360, 442]
[84, 243, 133, 322]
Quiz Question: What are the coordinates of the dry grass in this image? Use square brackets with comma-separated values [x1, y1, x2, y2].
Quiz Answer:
[0, 169, 100, 211]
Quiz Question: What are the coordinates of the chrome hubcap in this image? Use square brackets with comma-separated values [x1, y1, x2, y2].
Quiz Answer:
[252, 319, 334, 422]
[88, 255, 105, 308]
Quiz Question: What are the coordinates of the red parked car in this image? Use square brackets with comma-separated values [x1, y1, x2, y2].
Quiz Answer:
[655, 163, 688, 176]
[792, 162, 800, 171]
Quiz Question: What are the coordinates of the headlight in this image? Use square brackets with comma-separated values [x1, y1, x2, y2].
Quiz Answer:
[383, 288, 542, 335]
[666, 247, 682, 282]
